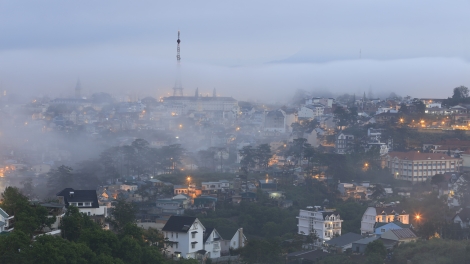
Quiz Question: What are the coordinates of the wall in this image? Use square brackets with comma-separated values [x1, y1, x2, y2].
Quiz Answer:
[79, 206, 107, 217]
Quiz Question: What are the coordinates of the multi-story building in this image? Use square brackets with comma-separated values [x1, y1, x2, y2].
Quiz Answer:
[162, 93, 239, 116]
[335, 133, 354, 154]
[386, 152, 462, 182]
[264, 110, 286, 134]
[298, 105, 325, 120]
[162, 216, 206, 259]
[360, 204, 409, 235]
[297, 207, 343, 242]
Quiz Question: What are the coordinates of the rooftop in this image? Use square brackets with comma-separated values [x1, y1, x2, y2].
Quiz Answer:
[56, 188, 99, 208]
[162, 215, 197, 233]
[388, 228, 417, 240]
[353, 236, 379, 245]
[388, 151, 460, 161]
[325, 232, 363, 247]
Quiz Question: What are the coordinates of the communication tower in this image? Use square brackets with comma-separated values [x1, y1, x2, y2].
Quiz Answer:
[173, 30, 183, 96]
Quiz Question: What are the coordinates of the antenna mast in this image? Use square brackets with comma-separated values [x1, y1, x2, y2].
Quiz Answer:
[173, 30, 183, 96]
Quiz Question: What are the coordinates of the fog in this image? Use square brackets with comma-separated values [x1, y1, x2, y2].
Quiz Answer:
[1, 0, 470, 102]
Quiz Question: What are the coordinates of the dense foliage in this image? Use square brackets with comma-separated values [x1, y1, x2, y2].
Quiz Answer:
[0, 187, 170, 264]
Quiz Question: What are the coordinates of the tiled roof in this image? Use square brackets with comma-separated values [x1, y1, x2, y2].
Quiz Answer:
[390, 228, 417, 240]
[162, 216, 197, 233]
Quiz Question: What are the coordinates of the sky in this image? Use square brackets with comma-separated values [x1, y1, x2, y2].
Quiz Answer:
[0, 0, 470, 102]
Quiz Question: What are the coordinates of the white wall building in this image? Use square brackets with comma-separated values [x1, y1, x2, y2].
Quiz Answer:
[360, 205, 409, 235]
[56, 188, 108, 218]
[219, 228, 247, 255]
[297, 208, 343, 242]
[201, 180, 230, 192]
[203, 228, 222, 259]
[162, 216, 206, 259]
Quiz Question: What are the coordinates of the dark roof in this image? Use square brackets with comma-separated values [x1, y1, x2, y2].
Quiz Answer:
[387, 228, 417, 240]
[325, 232, 363, 247]
[217, 227, 237, 241]
[287, 250, 330, 261]
[375, 206, 406, 215]
[162, 216, 197, 233]
[56, 188, 99, 208]
[203, 227, 215, 243]
[454, 208, 470, 222]
[352, 236, 378, 245]
[321, 211, 338, 219]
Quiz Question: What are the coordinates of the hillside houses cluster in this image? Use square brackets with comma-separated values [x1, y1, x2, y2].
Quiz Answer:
[296, 203, 417, 255]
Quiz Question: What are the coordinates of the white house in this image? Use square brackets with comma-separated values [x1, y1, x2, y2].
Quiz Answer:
[56, 188, 108, 220]
[360, 205, 409, 235]
[162, 216, 206, 259]
[0, 207, 13, 232]
[297, 207, 343, 242]
[219, 228, 247, 255]
[298, 106, 315, 119]
[203, 228, 222, 259]
[298, 105, 325, 120]
[201, 180, 230, 192]
[452, 207, 470, 229]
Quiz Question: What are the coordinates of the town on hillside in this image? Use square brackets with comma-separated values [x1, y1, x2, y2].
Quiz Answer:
[2, 86, 470, 263]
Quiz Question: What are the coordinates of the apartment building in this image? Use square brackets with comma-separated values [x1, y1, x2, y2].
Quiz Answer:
[297, 207, 343, 242]
[386, 151, 462, 182]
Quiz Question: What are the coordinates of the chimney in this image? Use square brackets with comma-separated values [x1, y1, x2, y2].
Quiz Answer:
[238, 228, 244, 248]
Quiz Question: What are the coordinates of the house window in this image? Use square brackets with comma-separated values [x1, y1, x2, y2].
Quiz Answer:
[171, 232, 174, 238]
[78, 202, 83, 206]
[192, 243, 195, 249]
[192, 233, 196, 238]
[176, 233, 178, 238]
[176, 243, 178, 249]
